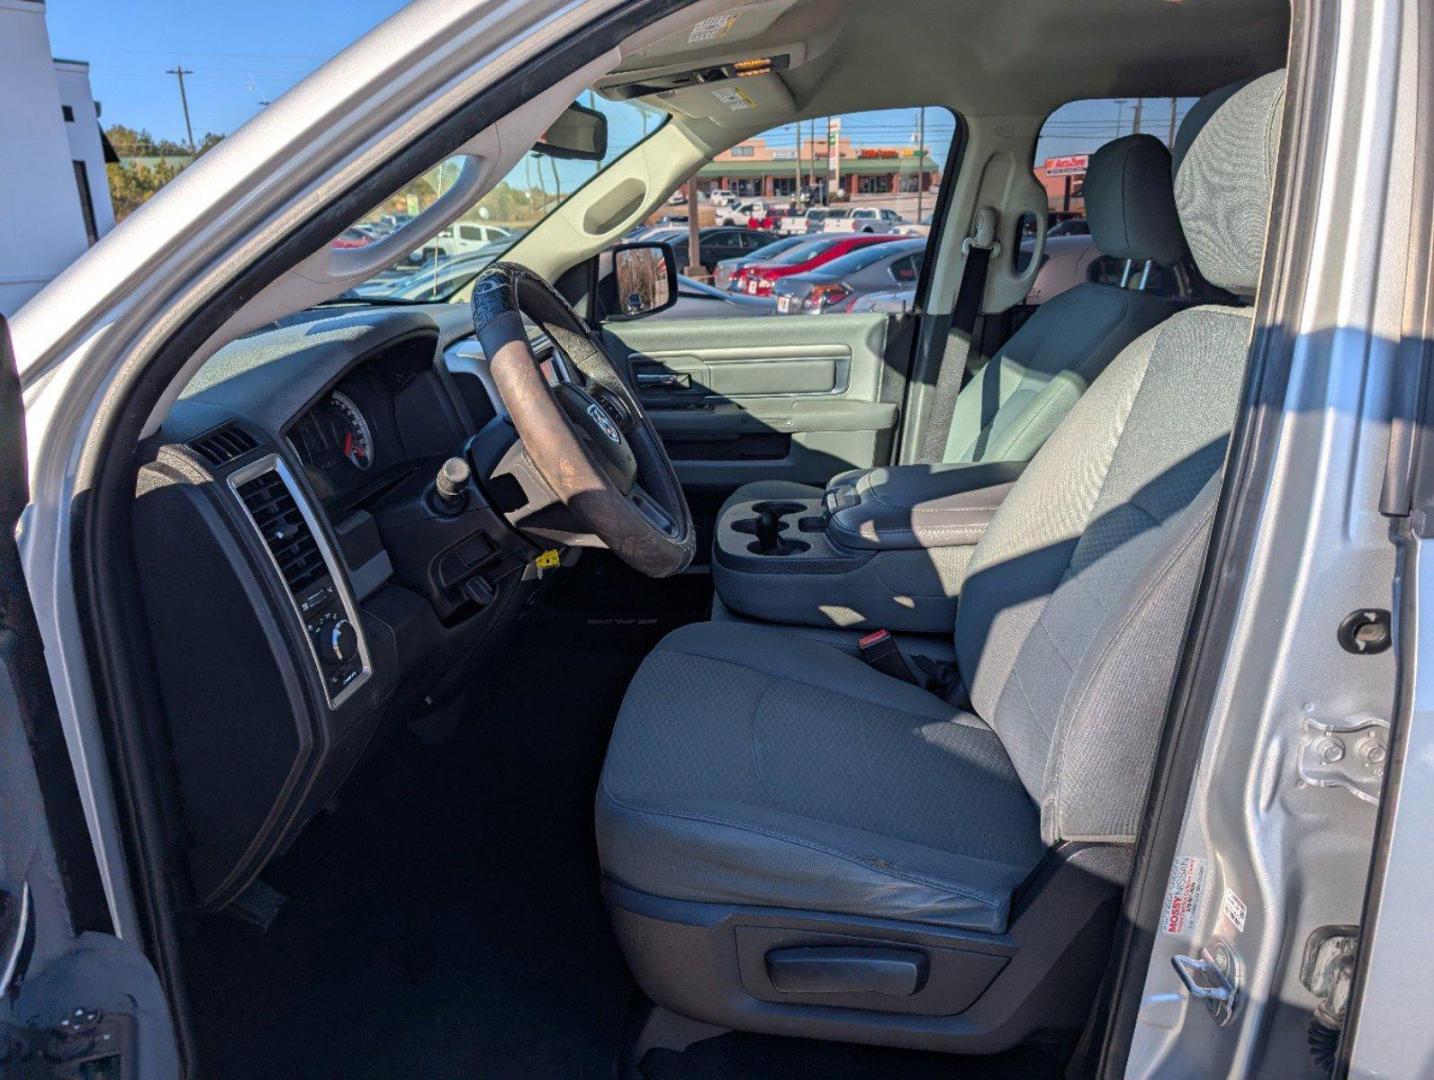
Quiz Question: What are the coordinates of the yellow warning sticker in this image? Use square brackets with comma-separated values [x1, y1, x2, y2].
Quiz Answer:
[535, 549, 561, 570]
[710, 85, 756, 112]
[688, 11, 740, 44]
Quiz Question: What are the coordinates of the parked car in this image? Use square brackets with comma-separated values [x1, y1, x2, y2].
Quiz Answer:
[352, 245, 506, 301]
[823, 206, 904, 233]
[734, 232, 903, 296]
[850, 285, 918, 313]
[410, 220, 513, 262]
[715, 199, 769, 226]
[1047, 216, 1090, 237]
[330, 226, 376, 249]
[772, 237, 926, 314]
[712, 234, 816, 290]
[662, 275, 776, 318]
[709, 188, 735, 207]
[644, 226, 777, 273]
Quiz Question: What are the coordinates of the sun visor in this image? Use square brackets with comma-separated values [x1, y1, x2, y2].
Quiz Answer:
[620, 0, 799, 70]
[648, 71, 793, 124]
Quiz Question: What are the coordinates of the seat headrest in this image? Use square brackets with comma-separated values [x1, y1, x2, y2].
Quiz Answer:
[1174, 69, 1286, 295]
[1083, 134, 1187, 266]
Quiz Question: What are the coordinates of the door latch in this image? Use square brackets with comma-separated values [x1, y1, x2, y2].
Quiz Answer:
[1172, 939, 1241, 1026]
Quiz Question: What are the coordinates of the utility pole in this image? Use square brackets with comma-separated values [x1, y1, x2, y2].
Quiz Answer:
[797, 121, 808, 206]
[685, 176, 703, 280]
[915, 107, 926, 225]
[1113, 99, 1127, 138]
[1167, 97, 1178, 145]
[166, 65, 196, 154]
[1131, 97, 1144, 134]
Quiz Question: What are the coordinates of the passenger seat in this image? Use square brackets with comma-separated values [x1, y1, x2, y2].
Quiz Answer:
[717, 131, 1192, 523]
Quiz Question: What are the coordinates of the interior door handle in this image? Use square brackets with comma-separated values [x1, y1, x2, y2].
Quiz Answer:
[636, 372, 691, 389]
[0, 880, 33, 998]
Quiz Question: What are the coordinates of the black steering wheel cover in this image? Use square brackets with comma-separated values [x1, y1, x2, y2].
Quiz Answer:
[471, 262, 695, 578]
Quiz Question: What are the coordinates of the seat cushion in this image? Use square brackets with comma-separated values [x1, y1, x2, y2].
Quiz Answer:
[596, 621, 1043, 934]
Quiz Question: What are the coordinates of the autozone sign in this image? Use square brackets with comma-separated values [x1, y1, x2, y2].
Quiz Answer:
[1045, 154, 1089, 176]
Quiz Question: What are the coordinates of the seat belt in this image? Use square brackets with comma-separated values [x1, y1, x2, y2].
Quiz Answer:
[918, 206, 999, 463]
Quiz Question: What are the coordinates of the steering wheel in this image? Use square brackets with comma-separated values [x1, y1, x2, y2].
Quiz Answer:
[469, 262, 694, 578]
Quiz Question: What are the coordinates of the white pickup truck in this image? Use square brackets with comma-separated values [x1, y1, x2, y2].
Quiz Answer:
[410, 221, 514, 261]
[822, 206, 904, 233]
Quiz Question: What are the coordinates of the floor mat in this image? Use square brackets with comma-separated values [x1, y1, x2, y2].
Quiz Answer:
[642, 1031, 1071, 1080]
[187, 567, 676, 1078]
[184, 555, 1075, 1078]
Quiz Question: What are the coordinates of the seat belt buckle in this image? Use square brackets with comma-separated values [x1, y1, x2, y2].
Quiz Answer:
[857, 629, 918, 684]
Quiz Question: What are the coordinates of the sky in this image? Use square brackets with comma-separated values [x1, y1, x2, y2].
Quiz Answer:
[46, 3, 1190, 170]
[46, 2, 408, 144]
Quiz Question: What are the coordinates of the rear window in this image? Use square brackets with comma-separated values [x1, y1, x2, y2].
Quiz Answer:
[748, 235, 809, 259]
[771, 236, 845, 265]
[819, 241, 919, 275]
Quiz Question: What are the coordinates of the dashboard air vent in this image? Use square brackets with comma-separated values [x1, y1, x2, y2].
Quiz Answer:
[235, 470, 326, 594]
[190, 425, 258, 466]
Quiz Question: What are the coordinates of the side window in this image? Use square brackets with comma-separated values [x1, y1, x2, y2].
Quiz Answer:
[1025, 96, 1199, 306]
[650, 107, 958, 318]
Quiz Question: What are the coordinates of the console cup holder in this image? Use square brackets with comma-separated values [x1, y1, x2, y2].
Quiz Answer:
[747, 537, 811, 557]
[737, 501, 814, 556]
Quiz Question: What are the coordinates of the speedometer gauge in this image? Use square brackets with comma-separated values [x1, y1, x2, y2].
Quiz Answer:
[328, 391, 373, 471]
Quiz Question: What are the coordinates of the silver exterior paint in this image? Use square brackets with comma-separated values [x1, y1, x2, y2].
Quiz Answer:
[1127, 0, 1415, 1075]
[1346, 542, 1434, 1078]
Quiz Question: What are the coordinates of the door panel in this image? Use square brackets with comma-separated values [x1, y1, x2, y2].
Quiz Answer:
[604, 312, 898, 489]
[0, 315, 182, 1073]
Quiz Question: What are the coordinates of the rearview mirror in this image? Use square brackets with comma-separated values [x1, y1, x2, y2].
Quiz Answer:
[534, 102, 608, 162]
[607, 243, 678, 321]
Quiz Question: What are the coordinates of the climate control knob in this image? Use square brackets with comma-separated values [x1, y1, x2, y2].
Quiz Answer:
[312, 617, 358, 665]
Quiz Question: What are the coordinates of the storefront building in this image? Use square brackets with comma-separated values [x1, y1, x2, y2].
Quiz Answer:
[698, 135, 939, 201]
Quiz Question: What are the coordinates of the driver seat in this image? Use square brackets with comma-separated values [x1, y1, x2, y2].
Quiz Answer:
[596, 71, 1282, 1052]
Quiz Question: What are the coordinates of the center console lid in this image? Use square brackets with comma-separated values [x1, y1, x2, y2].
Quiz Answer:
[712, 461, 1025, 634]
[824, 461, 1025, 551]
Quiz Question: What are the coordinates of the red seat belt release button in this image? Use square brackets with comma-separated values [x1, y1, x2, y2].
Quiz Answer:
[857, 629, 917, 684]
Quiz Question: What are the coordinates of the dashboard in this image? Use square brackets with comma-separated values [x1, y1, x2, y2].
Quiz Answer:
[134, 304, 532, 911]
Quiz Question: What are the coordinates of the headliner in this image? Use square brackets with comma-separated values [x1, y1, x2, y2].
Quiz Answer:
[605, 0, 1289, 124]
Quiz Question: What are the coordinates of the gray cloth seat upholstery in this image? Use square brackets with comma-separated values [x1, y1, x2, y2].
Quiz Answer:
[715, 130, 1191, 531]
[597, 621, 1042, 934]
[599, 73, 1284, 944]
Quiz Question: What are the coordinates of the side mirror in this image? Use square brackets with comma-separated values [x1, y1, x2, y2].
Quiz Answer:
[606, 243, 678, 321]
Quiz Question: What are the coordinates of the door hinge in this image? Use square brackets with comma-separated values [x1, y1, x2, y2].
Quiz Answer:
[1299, 715, 1389, 803]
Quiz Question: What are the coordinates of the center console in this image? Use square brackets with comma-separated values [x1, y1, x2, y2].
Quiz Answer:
[712, 461, 1024, 633]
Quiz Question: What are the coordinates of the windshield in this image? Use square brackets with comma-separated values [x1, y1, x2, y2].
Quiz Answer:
[330, 95, 664, 305]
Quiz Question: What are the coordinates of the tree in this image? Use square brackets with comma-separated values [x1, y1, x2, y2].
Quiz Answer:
[101, 124, 223, 221]
[104, 123, 207, 158]
[106, 158, 185, 222]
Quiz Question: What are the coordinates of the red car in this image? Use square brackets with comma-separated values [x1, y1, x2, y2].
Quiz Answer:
[735, 233, 903, 296]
